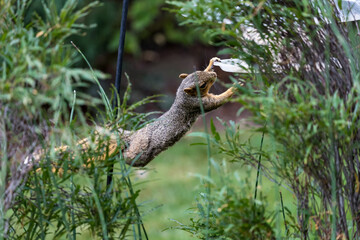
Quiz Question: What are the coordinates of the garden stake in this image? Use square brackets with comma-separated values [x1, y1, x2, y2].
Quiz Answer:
[105, 1, 148, 238]
[107, 0, 130, 187]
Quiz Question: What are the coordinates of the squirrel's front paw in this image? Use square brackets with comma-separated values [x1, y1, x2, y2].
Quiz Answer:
[205, 57, 221, 72]
[236, 81, 245, 87]
[229, 82, 244, 94]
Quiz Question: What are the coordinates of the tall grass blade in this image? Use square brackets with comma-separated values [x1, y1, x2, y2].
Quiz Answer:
[70, 90, 76, 123]
[44, 152, 71, 238]
[32, 168, 46, 240]
[117, 148, 148, 240]
[69, 90, 77, 239]
[0, 118, 7, 240]
[82, 174, 109, 240]
[70, 41, 113, 119]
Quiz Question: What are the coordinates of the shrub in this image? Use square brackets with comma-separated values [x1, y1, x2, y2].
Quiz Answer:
[173, 162, 275, 240]
[0, 1, 154, 238]
[170, 0, 360, 238]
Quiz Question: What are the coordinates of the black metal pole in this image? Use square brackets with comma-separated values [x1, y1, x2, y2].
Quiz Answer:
[107, 0, 130, 187]
[114, 0, 129, 105]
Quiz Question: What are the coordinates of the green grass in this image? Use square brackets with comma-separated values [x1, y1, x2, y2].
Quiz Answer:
[135, 131, 297, 240]
[136, 136, 208, 240]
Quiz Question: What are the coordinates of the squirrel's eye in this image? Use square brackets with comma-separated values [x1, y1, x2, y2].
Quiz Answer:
[200, 83, 207, 89]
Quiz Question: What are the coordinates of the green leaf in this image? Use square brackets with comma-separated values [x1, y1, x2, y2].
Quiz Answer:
[210, 118, 220, 142]
[188, 132, 211, 139]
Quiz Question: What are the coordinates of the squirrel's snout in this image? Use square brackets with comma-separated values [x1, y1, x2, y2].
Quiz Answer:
[206, 71, 217, 80]
[209, 71, 217, 77]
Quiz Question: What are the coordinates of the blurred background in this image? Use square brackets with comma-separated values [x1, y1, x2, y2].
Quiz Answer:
[26, 0, 246, 128]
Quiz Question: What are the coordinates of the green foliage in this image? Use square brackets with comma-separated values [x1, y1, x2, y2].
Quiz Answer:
[1, 3, 103, 237]
[172, 163, 275, 240]
[1, 1, 157, 239]
[9, 129, 142, 239]
[0, 0, 104, 119]
[68, 0, 204, 62]
[5, 78, 156, 239]
[170, 0, 360, 238]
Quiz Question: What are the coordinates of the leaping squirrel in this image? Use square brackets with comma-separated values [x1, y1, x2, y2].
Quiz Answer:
[25, 57, 239, 168]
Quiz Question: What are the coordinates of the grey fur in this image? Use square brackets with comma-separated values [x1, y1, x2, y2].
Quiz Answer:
[124, 70, 235, 167]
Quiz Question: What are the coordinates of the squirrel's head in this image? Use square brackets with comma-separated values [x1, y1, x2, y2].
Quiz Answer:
[178, 71, 217, 97]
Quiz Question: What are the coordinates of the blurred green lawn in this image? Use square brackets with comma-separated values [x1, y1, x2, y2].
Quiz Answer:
[133, 132, 297, 240]
[135, 136, 209, 240]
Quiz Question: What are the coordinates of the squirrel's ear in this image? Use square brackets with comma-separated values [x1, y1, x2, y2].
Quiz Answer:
[184, 87, 196, 96]
[179, 73, 188, 79]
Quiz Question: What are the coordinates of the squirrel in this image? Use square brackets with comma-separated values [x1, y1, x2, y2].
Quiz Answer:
[123, 57, 237, 166]
[24, 57, 238, 168]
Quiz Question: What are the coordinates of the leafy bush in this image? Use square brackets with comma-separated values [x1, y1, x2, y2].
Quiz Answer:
[8, 118, 147, 239]
[170, 0, 360, 238]
[174, 162, 275, 240]
[0, 0, 104, 162]
[0, 1, 155, 238]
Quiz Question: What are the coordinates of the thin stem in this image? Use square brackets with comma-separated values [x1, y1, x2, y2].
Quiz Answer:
[280, 191, 288, 235]
[195, 82, 212, 240]
[254, 125, 266, 201]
